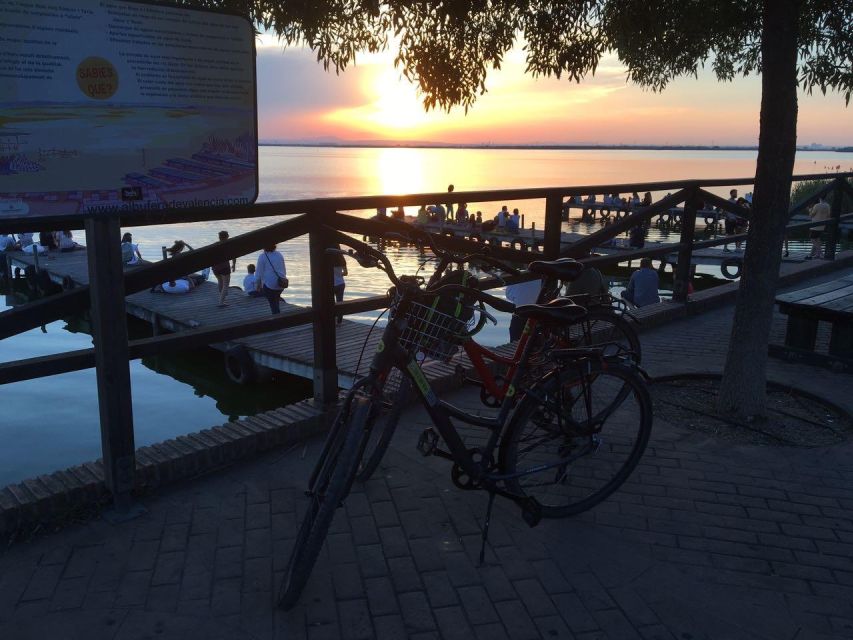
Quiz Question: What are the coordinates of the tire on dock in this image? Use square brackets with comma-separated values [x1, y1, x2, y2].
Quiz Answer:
[224, 344, 269, 384]
[720, 257, 742, 279]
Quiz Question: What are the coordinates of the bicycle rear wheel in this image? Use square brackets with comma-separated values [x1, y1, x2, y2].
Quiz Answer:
[564, 309, 641, 363]
[357, 366, 411, 481]
[500, 360, 652, 518]
[278, 396, 371, 610]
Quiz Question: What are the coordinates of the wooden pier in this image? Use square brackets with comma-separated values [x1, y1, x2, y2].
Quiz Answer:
[6, 249, 456, 389]
[419, 220, 811, 277]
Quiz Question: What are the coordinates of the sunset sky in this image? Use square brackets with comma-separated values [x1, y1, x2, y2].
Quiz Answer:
[255, 35, 853, 147]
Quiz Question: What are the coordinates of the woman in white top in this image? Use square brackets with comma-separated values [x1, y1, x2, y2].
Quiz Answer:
[255, 244, 287, 314]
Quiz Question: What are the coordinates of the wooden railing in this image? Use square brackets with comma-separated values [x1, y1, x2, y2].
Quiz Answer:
[1, 171, 851, 508]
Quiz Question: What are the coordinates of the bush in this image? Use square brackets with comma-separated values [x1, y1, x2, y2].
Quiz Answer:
[790, 177, 853, 214]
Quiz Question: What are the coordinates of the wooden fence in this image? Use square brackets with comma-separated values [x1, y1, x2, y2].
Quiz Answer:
[1, 171, 852, 509]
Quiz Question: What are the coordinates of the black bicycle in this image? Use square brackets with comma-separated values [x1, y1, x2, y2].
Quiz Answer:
[277, 230, 653, 610]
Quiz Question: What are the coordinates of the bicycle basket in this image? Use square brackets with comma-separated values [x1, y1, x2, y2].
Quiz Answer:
[399, 300, 472, 361]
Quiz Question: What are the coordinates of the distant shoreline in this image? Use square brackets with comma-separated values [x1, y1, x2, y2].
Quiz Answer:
[259, 142, 850, 152]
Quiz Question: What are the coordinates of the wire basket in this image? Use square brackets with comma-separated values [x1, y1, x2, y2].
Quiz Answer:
[398, 300, 472, 361]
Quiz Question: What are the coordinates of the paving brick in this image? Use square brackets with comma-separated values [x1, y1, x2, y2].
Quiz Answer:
[378, 526, 409, 558]
[434, 605, 475, 640]
[513, 578, 556, 617]
[534, 615, 574, 639]
[388, 556, 423, 593]
[365, 576, 398, 616]
[373, 614, 406, 640]
[356, 544, 388, 578]
[152, 550, 185, 585]
[456, 586, 499, 625]
[21, 564, 62, 601]
[350, 515, 380, 546]
[496, 599, 539, 640]
[398, 591, 436, 633]
[338, 598, 373, 640]
[422, 572, 458, 609]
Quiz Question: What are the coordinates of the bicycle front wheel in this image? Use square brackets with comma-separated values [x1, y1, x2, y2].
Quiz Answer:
[278, 396, 371, 610]
[500, 361, 652, 518]
[357, 366, 411, 482]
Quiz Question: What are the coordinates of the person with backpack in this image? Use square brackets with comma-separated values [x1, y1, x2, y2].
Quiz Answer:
[255, 244, 288, 314]
[121, 232, 142, 265]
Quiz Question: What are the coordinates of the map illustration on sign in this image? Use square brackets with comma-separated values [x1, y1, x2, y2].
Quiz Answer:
[0, 0, 258, 220]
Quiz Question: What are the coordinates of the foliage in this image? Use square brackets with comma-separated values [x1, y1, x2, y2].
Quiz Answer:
[174, 0, 852, 111]
[791, 177, 853, 212]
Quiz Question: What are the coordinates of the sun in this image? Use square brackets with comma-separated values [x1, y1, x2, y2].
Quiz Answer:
[324, 67, 446, 138]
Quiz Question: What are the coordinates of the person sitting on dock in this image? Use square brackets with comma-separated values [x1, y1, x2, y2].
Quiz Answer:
[121, 232, 142, 265]
[17, 232, 34, 249]
[38, 231, 58, 251]
[582, 194, 596, 220]
[392, 207, 405, 220]
[456, 202, 469, 224]
[567, 260, 609, 299]
[642, 192, 653, 207]
[415, 206, 430, 225]
[58, 230, 80, 252]
[243, 264, 261, 297]
[0, 233, 20, 252]
[621, 258, 660, 307]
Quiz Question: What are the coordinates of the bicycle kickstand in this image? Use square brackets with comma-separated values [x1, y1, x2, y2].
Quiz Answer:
[478, 490, 496, 567]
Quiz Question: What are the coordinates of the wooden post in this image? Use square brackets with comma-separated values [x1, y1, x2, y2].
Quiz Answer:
[84, 216, 137, 515]
[544, 195, 562, 259]
[824, 178, 844, 261]
[673, 188, 698, 303]
[309, 217, 338, 403]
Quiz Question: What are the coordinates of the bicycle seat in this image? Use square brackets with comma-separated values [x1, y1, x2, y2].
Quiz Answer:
[514, 301, 587, 324]
[528, 258, 584, 281]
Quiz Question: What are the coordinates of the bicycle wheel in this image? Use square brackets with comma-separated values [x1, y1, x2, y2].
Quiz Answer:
[500, 360, 652, 518]
[278, 396, 371, 610]
[564, 309, 641, 363]
[357, 367, 412, 481]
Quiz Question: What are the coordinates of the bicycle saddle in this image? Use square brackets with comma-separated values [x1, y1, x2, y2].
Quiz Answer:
[527, 258, 584, 281]
[514, 301, 587, 324]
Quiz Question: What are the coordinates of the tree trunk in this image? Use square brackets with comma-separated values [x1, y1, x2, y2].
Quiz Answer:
[716, 0, 800, 418]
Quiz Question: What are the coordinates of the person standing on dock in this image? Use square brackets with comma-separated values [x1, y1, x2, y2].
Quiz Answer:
[621, 258, 660, 307]
[723, 189, 744, 252]
[445, 184, 455, 218]
[212, 230, 237, 308]
[255, 245, 288, 314]
[331, 246, 348, 324]
[496, 205, 509, 229]
[807, 196, 831, 259]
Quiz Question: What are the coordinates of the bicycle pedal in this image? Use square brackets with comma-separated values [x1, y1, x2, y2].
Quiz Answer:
[520, 497, 543, 528]
[416, 428, 440, 457]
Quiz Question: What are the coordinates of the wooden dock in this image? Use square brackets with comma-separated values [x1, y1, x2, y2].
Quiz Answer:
[6, 249, 461, 389]
[418, 221, 810, 276]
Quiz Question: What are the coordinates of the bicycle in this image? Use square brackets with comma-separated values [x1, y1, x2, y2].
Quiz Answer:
[277, 229, 653, 610]
[355, 235, 641, 481]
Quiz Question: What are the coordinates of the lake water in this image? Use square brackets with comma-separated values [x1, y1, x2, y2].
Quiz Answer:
[2, 146, 851, 485]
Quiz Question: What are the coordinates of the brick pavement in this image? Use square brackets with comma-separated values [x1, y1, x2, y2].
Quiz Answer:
[2, 270, 853, 639]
